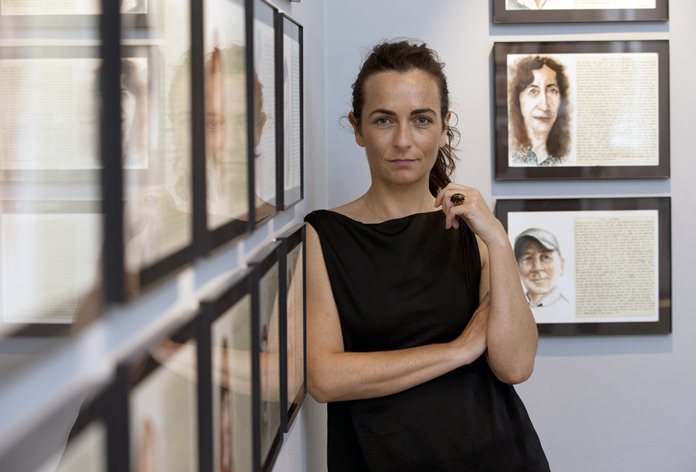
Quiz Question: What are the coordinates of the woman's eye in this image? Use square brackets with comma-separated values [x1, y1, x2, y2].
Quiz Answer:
[374, 117, 391, 125]
[414, 116, 432, 126]
[548, 86, 560, 95]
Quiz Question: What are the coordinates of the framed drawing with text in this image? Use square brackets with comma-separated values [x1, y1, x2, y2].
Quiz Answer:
[276, 224, 306, 432]
[492, 0, 668, 24]
[494, 40, 669, 181]
[495, 197, 671, 335]
[115, 318, 200, 472]
[250, 0, 278, 224]
[276, 13, 304, 209]
[247, 241, 283, 472]
[200, 268, 256, 472]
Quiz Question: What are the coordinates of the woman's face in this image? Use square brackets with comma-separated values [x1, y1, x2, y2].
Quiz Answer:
[519, 65, 560, 138]
[351, 69, 448, 188]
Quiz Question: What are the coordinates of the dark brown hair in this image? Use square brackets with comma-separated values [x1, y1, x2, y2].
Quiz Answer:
[509, 55, 570, 158]
[351, 40, 458, 196]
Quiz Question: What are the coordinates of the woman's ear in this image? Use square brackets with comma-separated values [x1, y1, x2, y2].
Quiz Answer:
[348, 112, 365, 147]
[440, 111, 452, 147]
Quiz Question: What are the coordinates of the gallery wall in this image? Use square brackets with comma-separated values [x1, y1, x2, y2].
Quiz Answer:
[312, 0, 696, 471]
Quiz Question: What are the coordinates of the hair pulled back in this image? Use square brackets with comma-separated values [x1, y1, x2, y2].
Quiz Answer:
[351, 40, 458, 196]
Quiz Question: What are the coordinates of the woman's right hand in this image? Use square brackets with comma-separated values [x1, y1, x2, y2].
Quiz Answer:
[450, 293, 490, 365]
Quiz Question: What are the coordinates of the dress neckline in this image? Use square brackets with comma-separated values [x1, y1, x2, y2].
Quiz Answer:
[321, 208, 442, 226]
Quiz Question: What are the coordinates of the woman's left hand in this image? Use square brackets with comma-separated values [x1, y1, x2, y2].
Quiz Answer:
[434, 183, 506, 246]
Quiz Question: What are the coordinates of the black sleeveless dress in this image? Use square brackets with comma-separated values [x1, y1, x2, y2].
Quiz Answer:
[305, 210, 549, 472]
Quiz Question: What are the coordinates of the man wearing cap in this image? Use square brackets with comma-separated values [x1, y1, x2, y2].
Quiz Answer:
[514, 227, 571, 311]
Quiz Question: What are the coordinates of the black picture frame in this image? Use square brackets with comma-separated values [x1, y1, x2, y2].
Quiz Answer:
[276, 224, 306, 432]
[495, 197, 671, 335]
[115, 317, 202, 472]
[249, 0, 279, 224]
[492, 0, 669, 24]
[275, 13, 304, 210]
[200, 268, 256, 472]
[198, 0, 253, 254]
[0, 199, 102, 337]
[494, 40, 669, 181]
[247, 241, 283, 472]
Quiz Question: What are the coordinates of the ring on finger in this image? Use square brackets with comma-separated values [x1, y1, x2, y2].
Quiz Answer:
[450, 193, 466, 206]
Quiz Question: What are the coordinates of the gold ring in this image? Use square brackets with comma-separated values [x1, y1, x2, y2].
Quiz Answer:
[450, 193, 466, 206]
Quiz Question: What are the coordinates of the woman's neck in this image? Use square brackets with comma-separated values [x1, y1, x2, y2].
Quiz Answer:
[361, 184, 436, 222]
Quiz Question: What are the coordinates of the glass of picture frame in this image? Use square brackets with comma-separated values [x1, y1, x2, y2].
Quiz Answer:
[200, 268, 255, 472]
[492, 0, 669, 24]
[276, 224, 306, 432]
[116, 319, 200, 472]
[276, 13, 304, 210]
[119, 1, 195, 298]
[251, 0, 278, 224]
[247, 241, 283, 472]
[201, 0, 253, 252]
[493, 40, 670, 181]
[495, 196, 671, 335]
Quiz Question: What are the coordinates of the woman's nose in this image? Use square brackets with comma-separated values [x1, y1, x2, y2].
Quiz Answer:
[393, 123, 412, 148]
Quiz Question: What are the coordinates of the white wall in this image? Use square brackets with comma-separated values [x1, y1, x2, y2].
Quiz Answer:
[315, 0, 696, 471]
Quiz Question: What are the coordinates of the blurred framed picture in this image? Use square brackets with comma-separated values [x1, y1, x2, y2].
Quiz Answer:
[495, 197, 671, 335]
[0, 0, 154, 30]
[276, 224, 306, 432]
[200, 268, 255, 472]
[276, 13, 303, 210]
[116, 318, 200, 472]
[250, 0, 278, 224]
[493, 40, 669, 180]
[247, 241, 283, 472]
[492, 0, 668, 23]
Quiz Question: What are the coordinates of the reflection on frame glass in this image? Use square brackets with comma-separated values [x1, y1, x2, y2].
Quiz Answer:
[248, 242, 282, 472]
[122, 4, 193, 294]
[52, 388, 110, 472]
[493, 40, 669, 180]
[125, 321, 199, 472]
[277, 224, 306, 432]
[495, 197, 671, 335]
[0, 200, 102, 337]
[203, 0, 251, 247]
[492, 0, 668, 23]
[252, 0, 278, 223]
[204, 269, 254, 472]
[277, 14, 303, 210]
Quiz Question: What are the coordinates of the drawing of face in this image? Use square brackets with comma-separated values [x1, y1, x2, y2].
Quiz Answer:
[519, 65, 560, 140]
[517, 238, 564, 302]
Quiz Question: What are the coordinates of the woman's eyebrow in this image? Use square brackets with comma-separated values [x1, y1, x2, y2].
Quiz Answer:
[367, 108, 397, 117]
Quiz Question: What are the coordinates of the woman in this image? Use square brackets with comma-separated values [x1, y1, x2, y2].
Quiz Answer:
[305, 40, 549, 471]
[509, 55, 571, 166]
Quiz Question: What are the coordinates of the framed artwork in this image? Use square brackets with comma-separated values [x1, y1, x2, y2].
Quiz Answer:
[121, 16, 195, 294]
[250, 0, 278, 224]
[0, 0, 154, 30]
[247, 241, 283, 472]
[495, 197, 671, 335]
[492, 0, 668, 23]
[200, 0, 252, 252]
[275, 13, 304, 210]
[200, 268, 255, 472]
[116, 318, 200, 472]
[493, 40, 669, 180]
[276, 224, 306, 432]
[0, 200, 102, 337]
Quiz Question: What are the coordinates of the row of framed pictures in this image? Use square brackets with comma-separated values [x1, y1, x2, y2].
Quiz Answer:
[495, 197, 671, 335]
[0, 0, 304, 337]
[0, 224, 307, 472]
